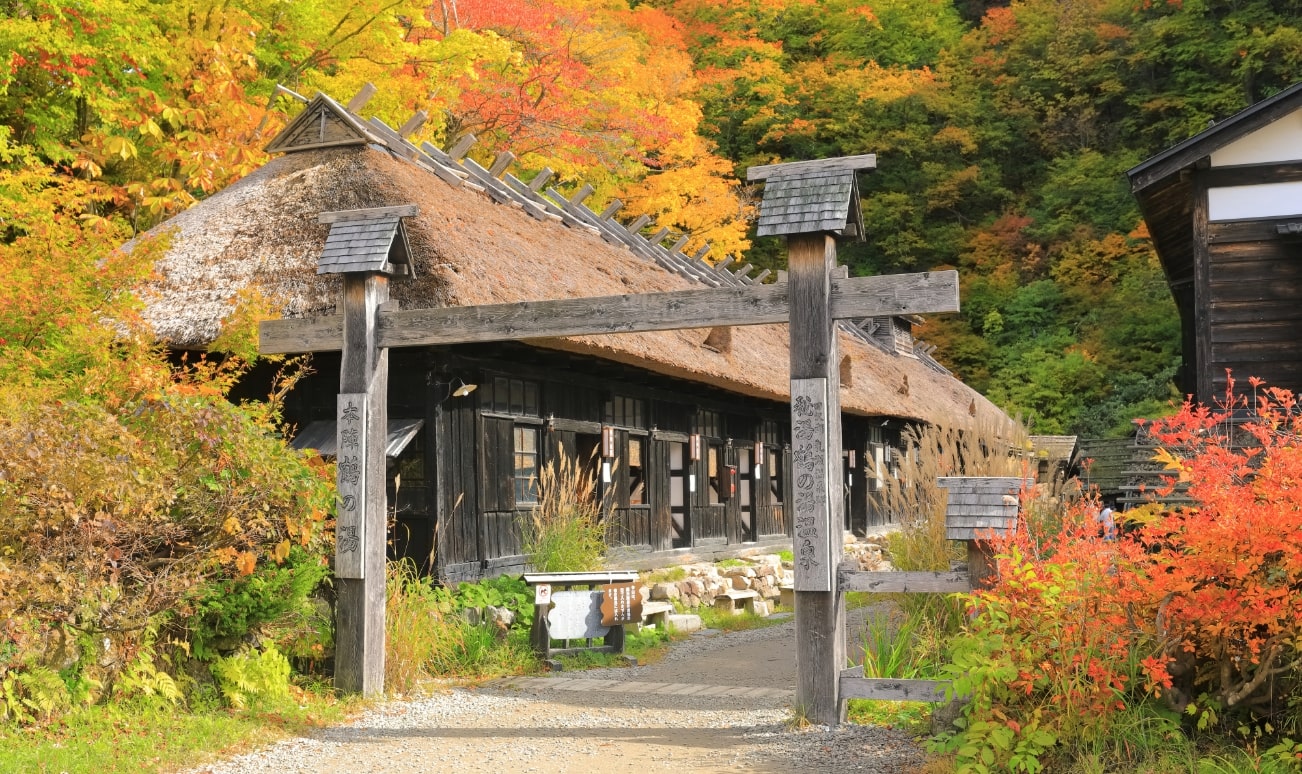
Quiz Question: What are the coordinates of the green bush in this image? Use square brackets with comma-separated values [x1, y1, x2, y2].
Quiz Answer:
[452, 574, 532, 625]
[183, 545, 331, 661]
[210, 644, 291, 710]
[385, 563, 537, 690]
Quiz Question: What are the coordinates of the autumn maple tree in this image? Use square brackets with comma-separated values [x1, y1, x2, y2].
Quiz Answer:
[1132, 376, 1302, 716]
[942, 375, 1302, 768]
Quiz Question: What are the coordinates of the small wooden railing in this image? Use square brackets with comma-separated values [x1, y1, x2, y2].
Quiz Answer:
[835, 477, 1028, 704]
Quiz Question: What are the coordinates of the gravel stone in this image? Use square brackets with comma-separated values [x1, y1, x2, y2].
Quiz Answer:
[182, 603, 925, 774]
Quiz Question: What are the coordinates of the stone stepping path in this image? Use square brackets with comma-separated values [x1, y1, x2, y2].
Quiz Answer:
[487, 676, 794, 701]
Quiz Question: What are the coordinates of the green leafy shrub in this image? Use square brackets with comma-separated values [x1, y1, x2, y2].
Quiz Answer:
[210, 644, 291, 710]
[0, 249, 334, 725]
[0, 666, 70, 726]
[184, 545, 331, 661]
[112, 634, 183, 709]
[452, 574, 532, 626]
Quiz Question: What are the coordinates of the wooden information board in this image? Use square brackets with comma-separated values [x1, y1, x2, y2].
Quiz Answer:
[599, 582, 642, 626]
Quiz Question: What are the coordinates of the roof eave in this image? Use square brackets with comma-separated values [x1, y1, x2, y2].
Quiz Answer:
[1127, 81, 1302, 193]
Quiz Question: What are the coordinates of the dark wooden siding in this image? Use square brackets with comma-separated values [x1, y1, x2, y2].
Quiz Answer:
[438, 398, 481, 575]
[649, 437, 673, 551]
[1207, 228, 1302, 397]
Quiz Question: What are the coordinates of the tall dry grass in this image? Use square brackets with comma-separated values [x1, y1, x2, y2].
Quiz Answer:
[865, 417, 1032, 644]
[870, 418, 1030, 573]
[524, 445, 610, 572]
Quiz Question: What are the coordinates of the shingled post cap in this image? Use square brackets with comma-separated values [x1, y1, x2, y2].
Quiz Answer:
[747, 155, 876, 241]
[316, 205, 419, 278]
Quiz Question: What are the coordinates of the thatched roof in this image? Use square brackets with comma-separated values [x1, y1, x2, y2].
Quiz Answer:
[135, 98, 1007, 428]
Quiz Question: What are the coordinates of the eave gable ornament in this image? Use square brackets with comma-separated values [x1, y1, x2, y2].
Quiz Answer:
[265, 92, 384, 154]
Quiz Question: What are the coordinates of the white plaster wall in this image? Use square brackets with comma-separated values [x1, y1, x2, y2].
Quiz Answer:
[1211, 107, 1302, 166]
[1208, 181, 1302, 221]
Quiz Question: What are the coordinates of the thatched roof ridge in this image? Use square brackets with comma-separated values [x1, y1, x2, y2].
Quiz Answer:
[136, 138, 1004, 428]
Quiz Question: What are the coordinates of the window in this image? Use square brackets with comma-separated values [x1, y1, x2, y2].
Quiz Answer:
[628, 436, 645, 505]
[394, 433, 427, 514]
[768, 447, 783, 505]
[514, 426, 539, 504]
[758, 420, 784, 506]
[484, 377, 539, 417]
[604, 395, 645, 428]
[869, 425, 886, 492]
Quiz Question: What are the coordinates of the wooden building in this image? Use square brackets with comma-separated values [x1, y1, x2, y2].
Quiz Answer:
[1128, 81, 1302, 405]
[134, 89, 1008, 582]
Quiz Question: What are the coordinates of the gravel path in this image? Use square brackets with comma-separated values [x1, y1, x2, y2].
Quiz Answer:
[182, 607, 928, 774]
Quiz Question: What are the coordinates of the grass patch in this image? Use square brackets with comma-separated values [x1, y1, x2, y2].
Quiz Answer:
[525, 445, 609, 573]
[847, 699, 932, 734]
[553, 625, 677, 670]
[776, 549, 793, 564]
[0, 688, 353, 774]
[695, 604, 785, 633]
[714, 558, 748, 569]
[640, 566, 688, 585]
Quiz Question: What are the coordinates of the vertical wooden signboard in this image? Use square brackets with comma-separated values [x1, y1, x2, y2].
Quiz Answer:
[335, 393, 368, 579]
[791, 378, 834, 591]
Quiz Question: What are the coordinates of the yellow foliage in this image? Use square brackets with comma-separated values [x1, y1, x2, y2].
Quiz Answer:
[235, 551, 257, 577]
[1152, 447, 1192, 483]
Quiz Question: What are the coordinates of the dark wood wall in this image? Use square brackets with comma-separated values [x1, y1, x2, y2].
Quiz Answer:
[278, 342, 907, 583]
[1205, 221, 1302, 399]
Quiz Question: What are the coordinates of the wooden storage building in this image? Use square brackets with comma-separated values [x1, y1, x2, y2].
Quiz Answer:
[132, 89, 1009, 582]
[1128, 81, 1302, 405]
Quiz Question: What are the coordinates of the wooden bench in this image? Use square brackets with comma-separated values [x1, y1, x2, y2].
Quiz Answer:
[640, 600, 675, 629]
[778, 584, 795, 609]
[714, 588, 762, 615]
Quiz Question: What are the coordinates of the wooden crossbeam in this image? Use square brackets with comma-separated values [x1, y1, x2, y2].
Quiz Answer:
[345, 83, 378, 113]
[448, 134, 476, 161]
[489, 151, 515, 177]
[839, 673, 951, 702]
[259, 270, 959, 354]
[599, 200, 623, 220]
[839, 570, 971, 594]
[529, 168, 554, 192]
[398, 111, 428, 138]
[569, 184, 595, 206]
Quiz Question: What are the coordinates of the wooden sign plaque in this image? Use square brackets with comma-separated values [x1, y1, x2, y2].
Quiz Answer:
[599, 582, 642, 626]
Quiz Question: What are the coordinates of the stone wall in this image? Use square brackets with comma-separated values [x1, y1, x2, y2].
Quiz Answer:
[637, 535, 890, 611]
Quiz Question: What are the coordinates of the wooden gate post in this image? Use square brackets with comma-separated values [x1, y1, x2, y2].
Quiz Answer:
[334, 272, 390, 696]
[789, 233, 846, 725]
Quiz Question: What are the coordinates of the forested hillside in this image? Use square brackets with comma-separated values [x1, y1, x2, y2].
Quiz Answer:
[3, 0, 1300, 434]
[647, 0, 1302, 436]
